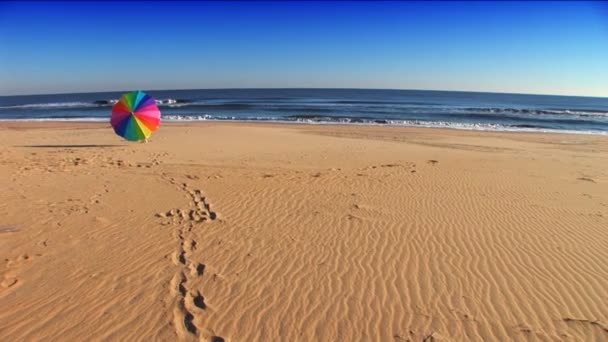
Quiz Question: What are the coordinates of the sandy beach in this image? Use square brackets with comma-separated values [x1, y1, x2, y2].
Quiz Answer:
[1, 122, 607, 341]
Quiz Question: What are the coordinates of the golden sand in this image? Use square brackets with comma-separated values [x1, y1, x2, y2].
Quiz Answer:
[1, 122, 607, 341]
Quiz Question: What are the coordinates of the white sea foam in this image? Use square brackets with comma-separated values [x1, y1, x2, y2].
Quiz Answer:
[159, 115, 607, 135]
[1, 115, 605, 135]
[0, 102, 100, 109]
[0, 117, 108, 122]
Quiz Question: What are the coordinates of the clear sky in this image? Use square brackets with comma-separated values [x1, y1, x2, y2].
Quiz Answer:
[0, 1, 607, 96]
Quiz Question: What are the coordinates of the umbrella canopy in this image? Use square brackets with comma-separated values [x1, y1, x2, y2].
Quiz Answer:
[111, 91, 161, 141]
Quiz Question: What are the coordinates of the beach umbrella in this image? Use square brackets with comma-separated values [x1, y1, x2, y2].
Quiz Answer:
[111, 90, 161, 141]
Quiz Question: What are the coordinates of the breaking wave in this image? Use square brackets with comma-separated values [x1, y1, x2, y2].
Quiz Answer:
[0, 98, 192, 109]
[458, 107, 608, 118]
[157, 114, 607, 135]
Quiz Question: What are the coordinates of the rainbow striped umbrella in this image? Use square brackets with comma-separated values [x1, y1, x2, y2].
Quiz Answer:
[111, 91, 161, 141]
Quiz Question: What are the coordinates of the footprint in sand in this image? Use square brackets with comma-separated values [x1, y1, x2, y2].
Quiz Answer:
[171, 250, 187, 266]
[1, 273, 19, 289]
[161, 177, 224, 339]
[193, 291, 207, 310]
[189, 263, 205, 277]
[2, 253, 39, 290]
[157, 184, 217, 224]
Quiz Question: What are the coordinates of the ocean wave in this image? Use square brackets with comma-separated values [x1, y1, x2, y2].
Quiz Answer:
[2, 114, 605, 135]
[163, 114, 274, 121]
[0, 117, 108, 122]
[459, 107, 608, 118]
[92, 100, 119, 106]
[180, 103, 255, 110]
[0, 101, 101, 109]
[156, 98, 191, 106]
[0, 98, 192, 109]
[93, 98, 193, 107]
[333, 100, 442, 106]
[158, 114, 607, 135]
[437, 113, 601, 126]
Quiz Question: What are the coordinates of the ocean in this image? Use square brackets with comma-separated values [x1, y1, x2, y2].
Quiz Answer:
[1, 89, 607, 134]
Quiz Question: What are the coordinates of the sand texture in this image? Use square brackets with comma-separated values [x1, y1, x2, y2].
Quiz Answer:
[1, 122, 607, 341]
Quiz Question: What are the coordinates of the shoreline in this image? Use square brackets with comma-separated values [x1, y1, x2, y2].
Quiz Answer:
[1, 119, 606, 136]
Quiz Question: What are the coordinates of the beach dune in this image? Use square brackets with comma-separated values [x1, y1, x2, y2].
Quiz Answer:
[1, 122, 607, 341]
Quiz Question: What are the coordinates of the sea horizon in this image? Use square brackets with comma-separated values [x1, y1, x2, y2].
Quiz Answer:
[2, 87, 607, 99]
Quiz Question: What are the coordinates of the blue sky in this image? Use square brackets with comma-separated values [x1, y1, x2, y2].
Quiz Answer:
[0, 1, 607, 96]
